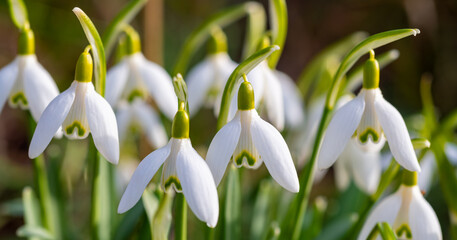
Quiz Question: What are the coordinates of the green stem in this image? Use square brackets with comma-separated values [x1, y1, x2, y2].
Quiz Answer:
[175, 193, 187, 240]
[90, 141, 115, 240]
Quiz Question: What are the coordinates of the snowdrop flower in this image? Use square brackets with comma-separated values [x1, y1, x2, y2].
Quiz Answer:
[116, 99, 167, 148]
[206, 77, 299, 192]
[118, 104, 219, 227]
[105, 27, 177, 119]
[334, 138, 381, 194]
[319, 50, 420, 172]
[187, 27, 263, 118]
[29, 49, 119, 164]
[275, 70, 305, 129]
[0, 29, 59, 122]
[358, 171, 442, 240]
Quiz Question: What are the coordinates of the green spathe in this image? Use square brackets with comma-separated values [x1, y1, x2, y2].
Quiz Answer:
[207, 26, 227, 54]
[18, 28, 34, 55]
[402, 170, 418, 187]
[238, 81, 255, 110]
[75, 50, 93, 83]
[124, 26, 141, 55]
[172, 110, 190, 139]
[363, 50, 380, 89]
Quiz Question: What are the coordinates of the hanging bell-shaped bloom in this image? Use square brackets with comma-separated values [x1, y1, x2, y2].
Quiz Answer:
[0, 29, 59, 122]
[118, 105, 219, 227]
[29, 50, 119, 164]
[274, 70, 305, 129]
[318, 50, 420, 172]
[105, 27, 177, 119]
[206, 78, 299, 192]
[116, 99, 168, 148]
[334, 138, 381, 194]
[358, 171, 442, 240]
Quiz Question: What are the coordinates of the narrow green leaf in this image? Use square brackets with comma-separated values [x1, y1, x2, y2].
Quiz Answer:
[419, 74, 437, 138]
[7, 0, 29, 30]
[114, 202, 145, 240]
[217, 45, 279, 129]
[152, 192, 173, 240]
[174, 193, 187, 240]
[102, 0, 148, 58]
[17, 225, 54, 240]
[21, 187, 43, 240]
[223, 166, 241, 240]
[267, 0, 287, 68]
[326, 28, 420, 108]
[173, 2, 265, 76]
[250, 180, 273, 240]
[242, 3, 266, 59]
[345, 49, 400, 92]
[73, 7, 107, 97]
[367, 222, 397, 240]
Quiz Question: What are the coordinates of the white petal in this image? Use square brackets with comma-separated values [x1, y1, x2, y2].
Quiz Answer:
[357, 191, 403, 240]
[206, 112, 241, 186]
[0, 58, 19, 113]
[318, 92, 366, 170]
[262, 66, 285, 131]
[374, 93, 420, 172]
[247, 66, 265, 106]
[85, 86, 119, 164]
[250, 110, 299, 192]
[177, 139, 219, 227]
[344, 139, 381, 194]
[186, 57, 216, 117]
[118, 141, 172, 213]
[105, 60, 129, 106]
[275, 70, 304, 129]
[137, 54, 177, 119]
[132, 100, 168, 148]
[115, 101, 132, 143]
[409, 186, 442, 240]
[23, 58, 59, 121]
[418, 151, 435, 194]
[334, 156, 350, 191]
[29, 82, 76, 158]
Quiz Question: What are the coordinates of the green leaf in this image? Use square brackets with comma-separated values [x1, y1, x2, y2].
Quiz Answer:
[17, 225, 54, 240]
[102, 0, 148, 58]
[223, 166, 241, 240]
[173, 2, 265, 76]
[152, 192, 173, 240]
[7, 0, 29, 30]
[21, 187, 43, 240]
[267, 0, 287, 68]
[419, 74, 437, 138]
[250, 180, 273, 240]
[242, 3, 266, 59]
[326, 28, 420, 108]
[73, 7, 107, 97]
[345, 49, 400, 92]
[367, 222, 398, 240]
[217, 45, 279, 129]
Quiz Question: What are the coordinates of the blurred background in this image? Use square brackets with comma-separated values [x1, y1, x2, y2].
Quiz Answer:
[1, 0, 457, 238]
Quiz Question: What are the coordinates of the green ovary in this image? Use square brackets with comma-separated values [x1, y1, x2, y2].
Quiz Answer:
[10, 92, 28, 107]
[358, 128, 379, 143]
[65, 121, 86, 137]
[164, 176, 182, 191]
[396, 224, 412, 239]
[234, 150, 257, 167]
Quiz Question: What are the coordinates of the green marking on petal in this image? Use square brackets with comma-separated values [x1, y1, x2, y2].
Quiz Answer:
[396, 224, 412, 239]
[234, 150, 257, 167]
[10, 92, 28, 107]
[127, 89, 146, 102]
[359, 128, 379, 143]
[65, 121, 86, 137]
[164, 176, 182, 191]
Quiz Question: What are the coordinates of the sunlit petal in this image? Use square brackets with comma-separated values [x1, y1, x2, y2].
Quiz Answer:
[118, 141, 172, 213]
[116, 101, 132, 143]
[85, 85, 119, 164]
[186, 57, 214, 116]
[105, 60, 129, 106]
[132, 100, 168, 148]
[250, 110, 299, 192]
[206, 111, 241, 186]
[177, 139, 219, 227]
[29, 82, 77, 159]
[0, 58, 19, 113]
[262, 65, 284, 130]
[275, 70, 304, 129]
[409, 186, 442, 240]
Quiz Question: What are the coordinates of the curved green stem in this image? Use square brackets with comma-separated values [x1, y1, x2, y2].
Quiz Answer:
[175, 194, 187, 240]
[267, 0, 287, 68]
[173, 2, 265, 76]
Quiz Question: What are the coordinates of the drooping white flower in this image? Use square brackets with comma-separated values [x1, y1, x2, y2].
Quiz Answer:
[118, 108, 219, 227]
[318, 51, 420, 172]
[0, 29, 59, 122]
[358, 172, 442, 240]
[116, 99, 167, 148]
[105, 52, 176, 119]
[274, 70, 305, 129]
[206, 80, 299, 192]
[334, 138, 381, 194]
[29, 51, 119, 164]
